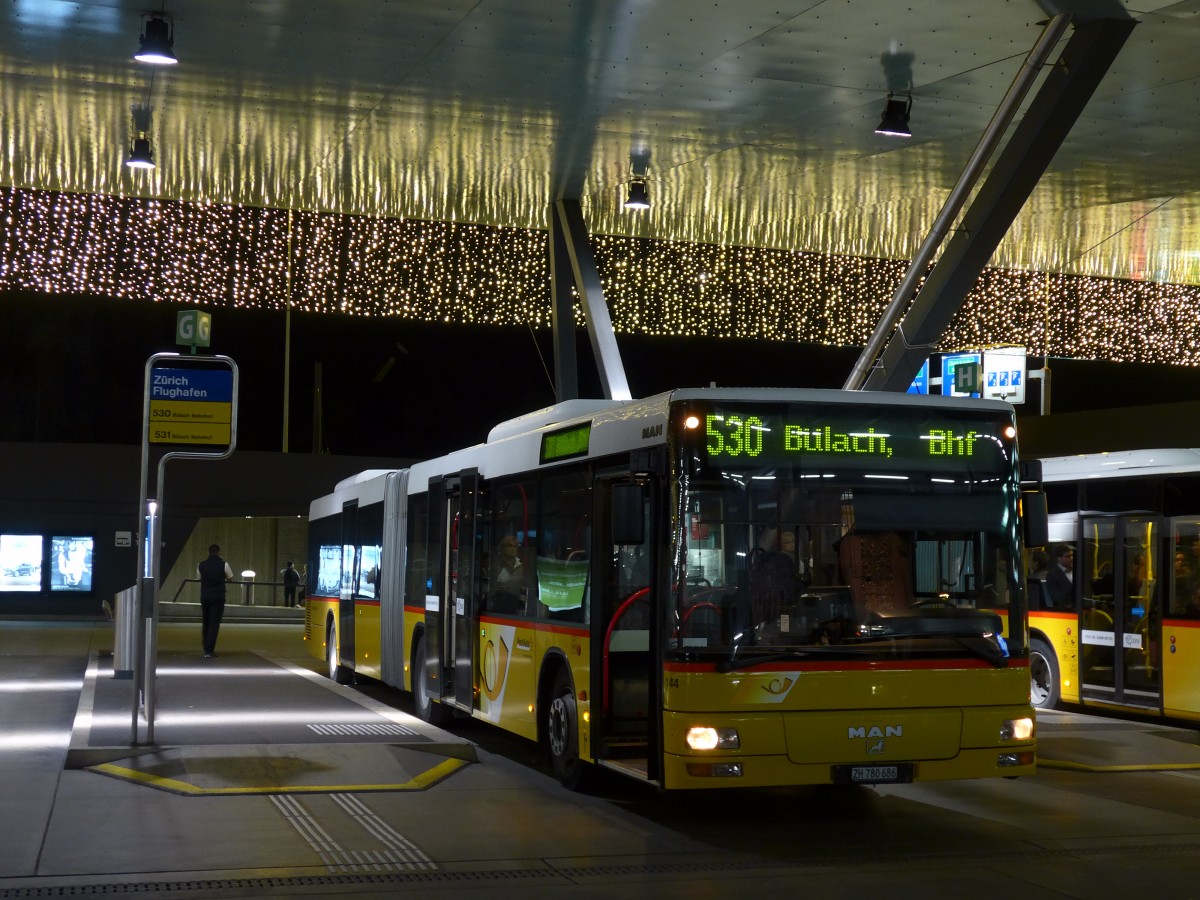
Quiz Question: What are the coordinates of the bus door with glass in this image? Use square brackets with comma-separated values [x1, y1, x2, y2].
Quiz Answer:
[337, 500, 358, 674]
[428, 470, 483, 712]
[593, 471, 661, 784]
[1078, 515, 1162, 709]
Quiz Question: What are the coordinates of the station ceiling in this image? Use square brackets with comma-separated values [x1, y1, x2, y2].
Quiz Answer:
[4, 1, 1199, 286]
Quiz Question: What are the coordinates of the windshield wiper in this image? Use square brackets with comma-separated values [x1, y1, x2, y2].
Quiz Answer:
[949, 634, 1008, 668]
[716, 632, 1008, 673]
[715, 645, 865, 673]
[864, 629, 1009, 668]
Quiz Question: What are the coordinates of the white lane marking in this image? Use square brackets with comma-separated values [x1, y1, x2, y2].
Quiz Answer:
[307, 722, 418, 736]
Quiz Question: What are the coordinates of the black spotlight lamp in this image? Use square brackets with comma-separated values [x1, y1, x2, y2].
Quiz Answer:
[624, 177, 650, 211]
[135, 15, 177, 65]
[875, 92, 912, 138]
[126, 136, 156, 170]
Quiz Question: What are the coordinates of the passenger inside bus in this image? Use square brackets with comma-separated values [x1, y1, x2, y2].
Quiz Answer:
[1027, 549, 1052, 610]
[1184, 584, 1200, 617]
[748, 546, 798, 626]
[747, 526, 808, 626]
[1047, 544, 1075, 608]
[1173, 550, 1193, 612]
[490, 535, 525, 613]
[620, 545, 650, 590]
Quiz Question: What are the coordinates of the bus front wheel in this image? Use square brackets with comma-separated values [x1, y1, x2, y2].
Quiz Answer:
[1030, 637, 1060, 709]
[547, 668, 590, 790]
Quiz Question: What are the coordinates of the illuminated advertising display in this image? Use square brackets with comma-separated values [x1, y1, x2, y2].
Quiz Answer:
[536, 557, 588, 611]
[0, 534, 44, 592]
[51, 536, 93, 592]
[317, 545, 341, 595]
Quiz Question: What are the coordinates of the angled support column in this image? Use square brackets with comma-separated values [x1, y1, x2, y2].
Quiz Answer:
[551, 199, 632, 401]
[844, 12, 1071, 391]
[548, 204, 580, 402]
[855, 14, 1135, 393]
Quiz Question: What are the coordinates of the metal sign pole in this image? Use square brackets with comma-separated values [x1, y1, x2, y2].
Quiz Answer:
[135, 352, 240, 744]
[131, 353, 171, 745]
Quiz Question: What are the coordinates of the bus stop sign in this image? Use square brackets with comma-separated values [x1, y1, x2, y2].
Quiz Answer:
[176, 310, 212, 350]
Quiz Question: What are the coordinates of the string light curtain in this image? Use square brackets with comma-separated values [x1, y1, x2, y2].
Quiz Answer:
[2, 185, 1200, 365]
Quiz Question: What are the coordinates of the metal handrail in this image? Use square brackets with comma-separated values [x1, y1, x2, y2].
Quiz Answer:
[169, 577, 303, 605]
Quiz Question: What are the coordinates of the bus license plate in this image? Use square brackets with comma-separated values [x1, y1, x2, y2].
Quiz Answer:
[833, 764, 913, 785]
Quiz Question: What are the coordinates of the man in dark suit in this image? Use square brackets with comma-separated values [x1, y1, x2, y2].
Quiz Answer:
[1046, 544, 1075, 608]
[197, 544, 234, 657]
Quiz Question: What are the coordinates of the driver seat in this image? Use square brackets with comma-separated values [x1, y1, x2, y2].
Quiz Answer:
[839, 531, 913, 616]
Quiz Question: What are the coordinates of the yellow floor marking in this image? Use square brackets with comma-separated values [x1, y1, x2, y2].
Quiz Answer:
[88, 755, 470, 795]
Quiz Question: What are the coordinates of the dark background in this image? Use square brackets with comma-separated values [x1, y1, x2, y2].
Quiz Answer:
[5, 290, 1200, 460]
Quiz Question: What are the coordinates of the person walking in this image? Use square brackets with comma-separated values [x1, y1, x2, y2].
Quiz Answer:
[282, 560, 301, 607]
[197, 543, 233, 658]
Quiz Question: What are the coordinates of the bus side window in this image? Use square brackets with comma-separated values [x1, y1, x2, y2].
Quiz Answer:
[536, 468, 589, 623]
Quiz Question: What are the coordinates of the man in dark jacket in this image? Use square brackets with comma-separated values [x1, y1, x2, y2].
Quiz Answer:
[1046, 544, 1075, 609]
[197, 544, 233, 658]
[282, 561, 301, 607]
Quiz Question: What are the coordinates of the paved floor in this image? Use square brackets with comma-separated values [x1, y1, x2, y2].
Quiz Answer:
[3, 616, 1200, 899]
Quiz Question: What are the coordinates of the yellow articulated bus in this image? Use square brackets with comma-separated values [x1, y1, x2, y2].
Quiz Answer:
[305, 387, 1036, 790]
[1029, 449, 1200, 721]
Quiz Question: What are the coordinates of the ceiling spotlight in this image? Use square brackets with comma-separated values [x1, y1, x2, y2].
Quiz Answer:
[875, 92, 912, 138]
[135, 15, 177, 65]
[126, 136, 155, 170]
[625, 177, 650, 211]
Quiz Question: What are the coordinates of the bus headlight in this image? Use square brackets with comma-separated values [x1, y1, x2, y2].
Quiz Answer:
[1000, 717, 1034, 741]
[686, 726, 740, 751]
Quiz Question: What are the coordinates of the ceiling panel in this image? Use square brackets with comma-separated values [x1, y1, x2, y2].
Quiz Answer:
[2, 0, 1199, 285]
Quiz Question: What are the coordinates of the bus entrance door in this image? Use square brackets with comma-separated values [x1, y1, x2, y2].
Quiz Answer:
[1079, 515, 1162, 710]
[430, 471, 483, 714]
[593, 474, 661, 784]
[337, 500, 358, 676]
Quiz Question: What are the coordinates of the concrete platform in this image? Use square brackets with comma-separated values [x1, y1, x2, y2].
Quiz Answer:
[1036, 707, 1200, 773]
[67, 639, 477, 789]
[6, 617, 1200, 900]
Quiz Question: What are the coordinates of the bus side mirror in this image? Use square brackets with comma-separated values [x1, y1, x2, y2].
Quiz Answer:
[612, 483, 645, 545]
[1022, 490, 1048, 549]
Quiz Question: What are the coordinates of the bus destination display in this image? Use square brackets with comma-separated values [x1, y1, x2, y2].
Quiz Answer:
[697, 406, 1009, 471]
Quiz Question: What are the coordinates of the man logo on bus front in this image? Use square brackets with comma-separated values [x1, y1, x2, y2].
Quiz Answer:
[849, 724, 902, 754]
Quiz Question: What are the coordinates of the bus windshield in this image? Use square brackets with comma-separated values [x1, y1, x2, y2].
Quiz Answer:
[666, 401, 1026, 668]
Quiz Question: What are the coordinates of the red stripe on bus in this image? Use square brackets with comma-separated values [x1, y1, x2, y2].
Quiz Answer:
[664, 657, 1029, 673]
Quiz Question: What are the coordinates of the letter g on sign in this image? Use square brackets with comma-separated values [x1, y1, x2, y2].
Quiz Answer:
[176, 310, 213, 349]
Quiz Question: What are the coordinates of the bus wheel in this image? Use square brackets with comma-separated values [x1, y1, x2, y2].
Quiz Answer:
[1029, 637, 1060, 709]
[413, 633, 450, 726]
[327, 622, 350, 684]
[547, 668, 590, 790]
